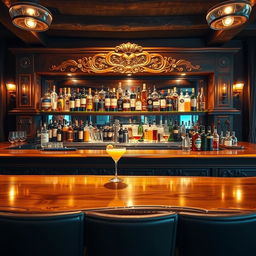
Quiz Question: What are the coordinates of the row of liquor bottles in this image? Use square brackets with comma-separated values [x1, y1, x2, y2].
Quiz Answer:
[41, 83, 206, 113]
[40, 119, 237, 151]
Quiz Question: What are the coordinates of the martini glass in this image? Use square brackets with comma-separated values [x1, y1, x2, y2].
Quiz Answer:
[106, 145, 126, 183]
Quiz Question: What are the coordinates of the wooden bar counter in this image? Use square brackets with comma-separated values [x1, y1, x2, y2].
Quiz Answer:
[0, 175, 255, 213]
[1, 142, 256, 176]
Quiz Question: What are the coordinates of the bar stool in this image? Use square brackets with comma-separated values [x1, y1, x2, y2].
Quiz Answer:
[177, 211, 256, 256]
[85, 206, 178, 256]
[0, 211, 84, 256]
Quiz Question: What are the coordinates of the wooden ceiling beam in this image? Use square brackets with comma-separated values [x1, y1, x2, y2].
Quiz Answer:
[51, 15, 208, 32]
[207, 3, 256, 46]
[0, 1, 47, 46]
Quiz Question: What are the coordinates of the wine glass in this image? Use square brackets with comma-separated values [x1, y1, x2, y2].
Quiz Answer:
[18, 131, 27, 142]
[106, 144, 126, 183]
[8, 131, 16, 144]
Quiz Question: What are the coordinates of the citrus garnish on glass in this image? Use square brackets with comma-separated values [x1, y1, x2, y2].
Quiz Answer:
[106, 144, 126, 183]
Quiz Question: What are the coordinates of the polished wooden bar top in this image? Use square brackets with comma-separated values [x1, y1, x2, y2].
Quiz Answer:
[0, 142, 256, 158]
[0, 175, 255, 213]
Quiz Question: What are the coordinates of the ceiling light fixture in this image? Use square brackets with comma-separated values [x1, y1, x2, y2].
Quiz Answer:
[206, 0, 251, 30]
[9, 1, 52, 32]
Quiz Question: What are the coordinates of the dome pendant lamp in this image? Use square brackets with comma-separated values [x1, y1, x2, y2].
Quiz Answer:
[206, 0, 252, 30]
[9, 0, 53, 32]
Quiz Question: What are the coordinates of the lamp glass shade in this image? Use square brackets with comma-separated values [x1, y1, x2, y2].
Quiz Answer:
[9, 2, 52, 32]
[206, 0, 251, 30]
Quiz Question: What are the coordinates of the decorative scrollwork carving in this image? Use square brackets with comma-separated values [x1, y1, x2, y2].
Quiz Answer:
[50, 42, 200, 74]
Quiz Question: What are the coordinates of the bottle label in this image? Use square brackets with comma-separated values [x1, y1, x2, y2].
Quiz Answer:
[111, 98, 117, 107]
[52, 128, 57, 137]
[48, 129, 52, 139]
[41, 133, 49, 144]
[81, 98, 86, 106]
[57, 133, 62, 142]
[160, 99, 166, 107]
[75, 99, 81, 108]
[123, 103, 130, 109]
[105, 98, 110, 107]
[135, 101, 142, 111]
[195, 138, 201, 149]
[78, 131, 83, 140]
[130, 99, 136, 108]
[153, 101, 160, 106]
[191, 99, 197, 108]
[41, 99, 51, 109]
[51, 102, 57, 111]
[87, 100, 93, 110]
[69, 100, 75, 109]
[173, 129, 179, 134]
[224, 140, 232, 146]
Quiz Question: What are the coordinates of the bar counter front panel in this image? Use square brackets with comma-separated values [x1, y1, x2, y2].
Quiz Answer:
[1, 142, 256, 177]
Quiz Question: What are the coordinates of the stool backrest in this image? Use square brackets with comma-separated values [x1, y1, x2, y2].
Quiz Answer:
[85, 207, 178, 256]
[0, 211, 84, 256]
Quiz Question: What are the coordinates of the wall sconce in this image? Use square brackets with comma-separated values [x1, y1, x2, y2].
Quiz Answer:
[6, 82, 17, 110]
[6, 82, 16, 91]
[233, 82, 244, 93]
[222, 83, 227, 103]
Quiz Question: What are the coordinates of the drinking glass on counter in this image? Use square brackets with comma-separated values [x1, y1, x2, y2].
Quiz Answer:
[106, 144, 126, 183]
[8, 131, 17, 144]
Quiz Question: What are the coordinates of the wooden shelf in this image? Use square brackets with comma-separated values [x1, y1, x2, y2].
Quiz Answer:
[8, 110, 208, 116]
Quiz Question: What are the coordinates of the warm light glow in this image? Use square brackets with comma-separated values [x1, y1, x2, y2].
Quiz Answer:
[127, 74, 132, 77]
[24, 17, 37, 29]
[223, 6, 233, 15]
[67, 73, 72, 77]
[222, 83, 227, 94]
[235, 188, 242, 202]
[26, 8, 36, 16]
[233, 82, 244, 93]
[181, 73, 186, 76]
[6, 83, 16, 91]
[222, 16, 234, 27]
[9, 185, 17, 205]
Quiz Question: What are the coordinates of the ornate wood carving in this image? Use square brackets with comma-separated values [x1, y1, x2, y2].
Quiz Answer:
[50, 42, 200, 74]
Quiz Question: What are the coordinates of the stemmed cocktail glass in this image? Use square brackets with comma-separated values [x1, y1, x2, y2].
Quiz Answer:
[106, 144, 126, 183]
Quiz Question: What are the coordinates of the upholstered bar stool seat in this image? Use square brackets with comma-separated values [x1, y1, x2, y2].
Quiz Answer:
[85, 206, 178, 256]
[0, 211, 84, 256]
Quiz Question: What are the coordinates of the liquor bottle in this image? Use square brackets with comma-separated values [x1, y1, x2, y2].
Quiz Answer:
[47, 120, 53, 142]
[105, 88, 111, 111]
[160, 90, 166, 111]
[135, 87, 142, 111]
[118, 125, 124, 143]
[152, 86, 160, 111]
[57, 125, 63, 142]
[130, 88, 136, 111]
[173, 120, 180, 142]
[172, 87, 179, 111]
[166, 89, 173, 111]
[80, 88, 87, 111]
[73, 120, 79, 142]
[147, 124, 153, 142]
[117, 92, 123, 112]
[117, 82, 123, 99]
[78, 121, 84, 142]
[69, 90, 75, 112]
[64, 88, 71, 112]
[180, 121, 186, 140]
[182, 133, 191, 151]
[224, 131, 232, 146]
[192, 127, 201, 151]
[200, 87, 206, 111]
[41, 123, 49, 148]
[50, 85, 58, 111]
[93, 89, 99, 111]
[86, 88, 93, 111]
[200, 126, 207, 151]
[206, 126, 213, 151]
[196, 89, 201, 111]
[184, 89, 191, 112]
[123, 90, 131, 111]
[57, 88, 64, 111]
[138, 122, 143, 138]
[141, 83, 148, 111]
[213, 127, 220, 150]
[66, 123, 74, 142]
[75, 88, 81, 111]
[62, 121, 69, 142]
[231, 131, 238, 146]
[123, 128, 129, 143]
[108, 126, 114, 141]
[190, 88, 197, 111]
[110, 88, 118, 111]
[147, 89, 153, 111]
[178, 89, 185, 112]
[220, 131, 224, 145]
[83, 122, 90, 142]
[41, 89, 52, 111]
[52, 120, 58, 142]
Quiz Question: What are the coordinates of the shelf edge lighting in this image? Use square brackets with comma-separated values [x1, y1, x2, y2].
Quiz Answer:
[9, 1, 52, 32]
[206, 0, 251, 30]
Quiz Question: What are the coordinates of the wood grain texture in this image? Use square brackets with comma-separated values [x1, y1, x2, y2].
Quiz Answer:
[0, 142, 256, 158]
[0, 175, 255, 213]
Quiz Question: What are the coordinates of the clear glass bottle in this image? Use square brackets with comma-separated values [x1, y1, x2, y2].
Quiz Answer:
[182, 133, 191, 151]
[184, 89, 191, 112]
[224, 131, 232, 146]
[231, 131, 238, 146]
[41, 123, 49, 148]
[213, 127, 219, 150]
[50, 85, 58, 111]
[178, 89, 185, 112]
[135, 87, 142, 111]
[191, 88, 197, 111]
